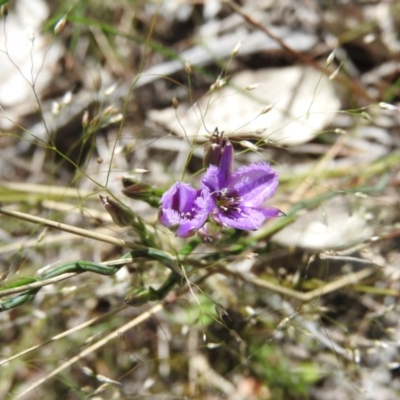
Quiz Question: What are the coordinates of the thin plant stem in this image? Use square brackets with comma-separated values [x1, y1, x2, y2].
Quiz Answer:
[14, 302, 165, 399]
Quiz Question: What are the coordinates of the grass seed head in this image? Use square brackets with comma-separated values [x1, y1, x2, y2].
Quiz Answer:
[54, 15, 67, 35]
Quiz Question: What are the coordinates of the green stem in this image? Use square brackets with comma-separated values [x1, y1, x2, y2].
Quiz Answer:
[0, 248, 181, 312]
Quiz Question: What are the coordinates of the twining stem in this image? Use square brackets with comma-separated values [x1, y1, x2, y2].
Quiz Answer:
[0, 249, 181, 311]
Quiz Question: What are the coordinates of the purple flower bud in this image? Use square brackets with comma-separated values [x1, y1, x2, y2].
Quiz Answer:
[100, 195, 135, 227]
[122, 183, 155, 200]
[203, 129, 233, 174]
[197, 222, 222, 243]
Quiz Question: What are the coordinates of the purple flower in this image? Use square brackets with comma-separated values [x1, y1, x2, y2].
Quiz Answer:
[158, 182, 213, 238]
[159, 138, 283, 237]
[202, 161, 283, 231]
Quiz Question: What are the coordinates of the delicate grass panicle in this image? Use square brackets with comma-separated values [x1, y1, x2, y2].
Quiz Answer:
[0, 1, 399, 399]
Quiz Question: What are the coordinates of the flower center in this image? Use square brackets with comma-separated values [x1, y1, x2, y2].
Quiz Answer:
[216, 189, 241, 213]
[179, 207, 197, 220]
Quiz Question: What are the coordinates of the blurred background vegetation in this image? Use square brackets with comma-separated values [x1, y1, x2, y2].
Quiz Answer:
[0, 0, 399, 399]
